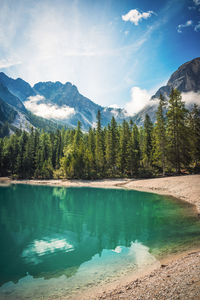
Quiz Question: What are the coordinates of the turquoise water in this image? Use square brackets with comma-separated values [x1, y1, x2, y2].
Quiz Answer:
[0, 184, 199, 299]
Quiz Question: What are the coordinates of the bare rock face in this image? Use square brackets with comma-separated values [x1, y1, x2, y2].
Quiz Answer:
[152, 57, 200, 99]
[0, 73, 128, 131]
[0, 72, 36, 101]
[131, 58, 200, 126]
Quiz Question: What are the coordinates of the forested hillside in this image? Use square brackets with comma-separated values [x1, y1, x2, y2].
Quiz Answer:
[0, 89, 200, 179]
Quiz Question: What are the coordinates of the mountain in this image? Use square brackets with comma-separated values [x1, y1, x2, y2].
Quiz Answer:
[0, 81, 62, 135]
[0, 83, 26, 112]
[0, 72, 35, 101]
[152, 57, 200, 99]
[133, 57, 200, 125]
[0, 57, 199, 135]
[0, 97, 17, 136]
[33, 81, 127, 129]
[0, 72, 127, 131]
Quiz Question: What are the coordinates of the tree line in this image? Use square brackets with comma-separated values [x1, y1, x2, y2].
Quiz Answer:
[0, 88, 200, 179]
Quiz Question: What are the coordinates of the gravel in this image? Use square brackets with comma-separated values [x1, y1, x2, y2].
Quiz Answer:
[97, 251, 200, 300]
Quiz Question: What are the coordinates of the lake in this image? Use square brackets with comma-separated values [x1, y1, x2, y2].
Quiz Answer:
[0, 184, 200, 299]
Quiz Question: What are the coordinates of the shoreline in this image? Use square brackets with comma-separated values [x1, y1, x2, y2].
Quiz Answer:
[1, 174, 200, 214]
[1, 174, 200, 299]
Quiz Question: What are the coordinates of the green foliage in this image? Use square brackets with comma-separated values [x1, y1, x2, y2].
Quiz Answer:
[0, 90, 199, 179]
[166, 89, 190, 173]
[143, 114, 153, 170]
[188, 104, 200, 171]
[95, 110, 104, 177]
[26, 111, 63, 132]
[153, 94, 167, 175]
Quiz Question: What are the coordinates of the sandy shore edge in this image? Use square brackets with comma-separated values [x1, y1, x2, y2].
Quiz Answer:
[1, 174, 200, 213]
[0, 175, 200, 299]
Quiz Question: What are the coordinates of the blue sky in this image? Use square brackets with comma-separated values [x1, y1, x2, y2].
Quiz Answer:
[0, 0, 199, 110]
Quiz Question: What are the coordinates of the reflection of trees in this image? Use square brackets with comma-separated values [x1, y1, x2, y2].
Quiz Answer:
[0, 185, 199, 285]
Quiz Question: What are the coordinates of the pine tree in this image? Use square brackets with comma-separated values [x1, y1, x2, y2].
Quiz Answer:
[143, 114, 153, 169]
[126, 128, 135, 177]
[87, 127, 96, 177]
[0, 139, 3, 176]
[105, 124, 112, 176]
[71, 122, 85, 178]
[52, 130, 62, 169]
[188, 104, 200, 168]
[118, 120, 130, 176]
[16, 131, 28, 178]
[132, 124, 141, 175]
[153, 94, 167, 175]
[95, 110, 104, 177]
[73, 121, 83, 149]
[34, 131, 53, 178]
[23, 128, 36, 178]
[110, 117, 119, 174]
[166, 88, 190, 173]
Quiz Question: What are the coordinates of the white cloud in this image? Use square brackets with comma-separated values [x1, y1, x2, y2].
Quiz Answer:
[177, 20, 193, 33]
[122, 9, 154, 26]
[24, 95, 75, 120]
[108, 104, 121, 109]
[181, 91, 200, 106]
[194, 21, 200, 32]
[193, 0, 200, 5]
[0, 58, 21, 69]
[124, 90, 200, 117]
[125, 86, 152, 115]
[27, 95, 44, 101]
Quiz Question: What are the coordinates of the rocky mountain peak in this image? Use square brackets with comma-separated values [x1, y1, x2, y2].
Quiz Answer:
[152, 57, 200, 99]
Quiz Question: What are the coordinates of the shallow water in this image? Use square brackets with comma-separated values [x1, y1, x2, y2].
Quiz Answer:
[0, 184, 199, 299]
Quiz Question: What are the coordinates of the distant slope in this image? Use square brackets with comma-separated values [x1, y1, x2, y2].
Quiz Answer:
[0, 72, 35, 101]
[33, 81, 102, 128]
[133, 57, 200, 125]
[26, 111, 65, 131]
[0, 57, 199, 132]
[0, 82, 63, 136]
[152, 57, 200, 99]
[0, 97, 17, 124]
[0, 83, 26, 112]
[0, 73, 128, 131]
[33, 81, 127, 129]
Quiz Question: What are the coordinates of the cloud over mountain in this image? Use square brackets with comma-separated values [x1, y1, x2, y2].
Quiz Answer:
[24, 95, 75, 120]
[125, 87, 154, 115]
[181, 91, 200, 106]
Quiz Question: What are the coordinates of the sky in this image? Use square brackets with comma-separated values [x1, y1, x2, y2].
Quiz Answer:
[0, 0, 199, 111]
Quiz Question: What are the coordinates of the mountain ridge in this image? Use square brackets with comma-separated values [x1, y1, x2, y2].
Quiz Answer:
[152, 57, 200, 99]
[0, 57, 200, 134]
[132, 57, 200, 125]
[0, 72, 128, 130]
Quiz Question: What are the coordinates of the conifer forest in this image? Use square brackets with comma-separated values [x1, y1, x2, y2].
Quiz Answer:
[0, 89, 200, 179]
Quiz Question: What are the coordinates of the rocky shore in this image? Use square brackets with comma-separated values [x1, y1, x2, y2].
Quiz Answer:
[97, 250, 200, 300]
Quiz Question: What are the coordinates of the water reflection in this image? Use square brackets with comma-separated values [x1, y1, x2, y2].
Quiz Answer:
[0, 241, 159, 300]
[0, 184, 199, 295]
[22, 238, 74, 265]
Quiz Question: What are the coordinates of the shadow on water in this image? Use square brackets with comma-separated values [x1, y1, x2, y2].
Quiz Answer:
[0, 184, 200, 297]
